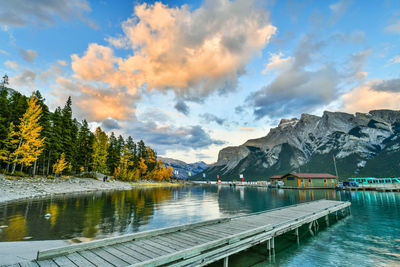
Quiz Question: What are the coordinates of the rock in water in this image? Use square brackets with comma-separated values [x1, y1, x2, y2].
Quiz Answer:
[44, 213, 51, 219]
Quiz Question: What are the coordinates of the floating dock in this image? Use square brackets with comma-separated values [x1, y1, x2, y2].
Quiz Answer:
[11, 199, 350, 267]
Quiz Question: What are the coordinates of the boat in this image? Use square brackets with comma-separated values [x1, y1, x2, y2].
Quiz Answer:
[348, 177, 400, 189]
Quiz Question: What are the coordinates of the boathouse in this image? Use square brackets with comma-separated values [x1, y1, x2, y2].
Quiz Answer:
[271, 173, 338, 189]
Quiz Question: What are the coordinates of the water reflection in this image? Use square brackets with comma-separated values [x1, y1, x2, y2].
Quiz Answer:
[0, 187, 174, 241]
[0, 186, 399, 267]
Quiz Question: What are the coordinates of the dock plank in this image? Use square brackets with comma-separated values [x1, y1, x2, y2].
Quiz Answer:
[8, 200, 351, 267]
[78, 250, 114, 267]
[91, 247, 129, 266]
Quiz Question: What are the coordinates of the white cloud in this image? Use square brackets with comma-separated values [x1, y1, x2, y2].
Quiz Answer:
[262, 52, 293, 74]
[385, 19, 400, 34]
[4, 60, 19, 70]
[388, 55, 400, 64]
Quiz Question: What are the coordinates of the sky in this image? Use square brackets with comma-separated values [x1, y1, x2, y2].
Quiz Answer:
[0, 0, 400, 164]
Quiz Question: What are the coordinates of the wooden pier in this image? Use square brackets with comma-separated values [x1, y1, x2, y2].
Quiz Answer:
[11, 200, 350, 267]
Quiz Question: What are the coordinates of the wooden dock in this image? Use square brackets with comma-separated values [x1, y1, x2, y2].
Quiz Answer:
[10, 200, 350, 267]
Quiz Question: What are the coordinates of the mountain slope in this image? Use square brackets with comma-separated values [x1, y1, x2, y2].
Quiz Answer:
[193, 110, 400, 181]
[158, 157, 208, 179]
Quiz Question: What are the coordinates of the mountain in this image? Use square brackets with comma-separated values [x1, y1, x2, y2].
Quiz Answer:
[158, 157, 209, 179]
[194, 110, 400, 181]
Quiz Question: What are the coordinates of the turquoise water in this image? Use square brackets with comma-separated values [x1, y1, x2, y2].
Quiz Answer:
[0, 186, 399, 266]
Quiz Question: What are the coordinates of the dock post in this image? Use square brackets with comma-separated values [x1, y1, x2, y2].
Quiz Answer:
[308, 221, 314, 236]
[348, 206, 351, 215]
[271, 236, 275, 257]
[325, 215, 329, 226]
[335, 211, 338, 220]
[295, 228, 299, 245]
[267, 239, 271, 256]
[223, 256, 229, 267]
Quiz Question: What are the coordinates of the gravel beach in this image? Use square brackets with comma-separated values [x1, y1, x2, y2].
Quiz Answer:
[0, 174, 133, 204]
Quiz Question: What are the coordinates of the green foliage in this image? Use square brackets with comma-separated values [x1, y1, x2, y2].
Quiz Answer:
[0, 80, 169, 182]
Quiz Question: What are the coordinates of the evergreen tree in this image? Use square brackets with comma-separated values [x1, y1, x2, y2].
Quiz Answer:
[61, 97, 76, 167]
[11, 96, 45, 173]
[137, 140, 147, 159]
[92, 127, 109, 173]
[106, 132, 120, 174]
[0, 89, 9, 146]
[46, 107, 63, 175]
[33, 91, 52, 176]
[8, 91, 28, 127]
[75, 120, 94, 172]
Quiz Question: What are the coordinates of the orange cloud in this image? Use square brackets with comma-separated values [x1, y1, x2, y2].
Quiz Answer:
[342, 80, 400, 113]
[55, 77, 136, 121]
[71, 0, 276, 99]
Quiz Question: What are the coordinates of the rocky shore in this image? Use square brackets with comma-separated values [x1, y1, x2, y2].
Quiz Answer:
[0, 174, 133, 204]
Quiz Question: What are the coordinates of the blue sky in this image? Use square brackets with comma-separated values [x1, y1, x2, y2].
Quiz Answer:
[1, 0, 400, 163]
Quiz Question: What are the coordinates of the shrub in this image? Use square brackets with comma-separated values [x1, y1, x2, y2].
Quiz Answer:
[47, 175, 55, 179]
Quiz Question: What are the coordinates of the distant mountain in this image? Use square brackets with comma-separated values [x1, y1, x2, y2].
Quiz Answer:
[158, 157, 209, 179]
[193, 110, 400, 181]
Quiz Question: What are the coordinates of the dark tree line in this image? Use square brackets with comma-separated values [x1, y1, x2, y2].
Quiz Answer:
[0, 81, 171, 180]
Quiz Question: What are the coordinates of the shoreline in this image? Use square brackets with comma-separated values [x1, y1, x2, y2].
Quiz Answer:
[0, 174, 186, 205]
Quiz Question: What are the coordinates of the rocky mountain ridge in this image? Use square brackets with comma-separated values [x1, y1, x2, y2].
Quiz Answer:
[195, 109, 400, 180]
[158, 157, 208, 179]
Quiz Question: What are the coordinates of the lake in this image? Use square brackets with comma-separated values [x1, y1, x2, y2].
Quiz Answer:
[0, 185, 399, 266]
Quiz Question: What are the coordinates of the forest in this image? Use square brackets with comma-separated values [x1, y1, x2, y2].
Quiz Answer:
[0, 75, 173, 181]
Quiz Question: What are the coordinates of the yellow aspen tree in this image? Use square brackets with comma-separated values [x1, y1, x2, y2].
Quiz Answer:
[139, 157, 147, 178]
[53, 153, 68, 176]
[0, 122, 19, 172]
[11, 96, 45, 174]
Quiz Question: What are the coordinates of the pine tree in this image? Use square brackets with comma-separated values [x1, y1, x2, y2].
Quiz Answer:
[11, 96, 45, 173]
[61, 97, 77, 169]
[146, 146, 156, 172]
[91, 127, 109, 173]
[106, 132, 120, 174]
[33, 91, 51, 176]
[75, 120, 94, 172]
[0, 89, 10, 146]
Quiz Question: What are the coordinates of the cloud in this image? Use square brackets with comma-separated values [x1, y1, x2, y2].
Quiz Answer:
[262, 52, 293, 74]
[19, 49, 38, 63]
[331, 30, 366, 44]
[385, 19, 400, 34]
[370, 78, 400, 92]
[0, 49, 9, 55]
[57, 60, 67, 66]
[0, 0, 95, 28]
[247, 35, 370, 119]
[199, 114, 223, 126]
[9, 69, 37, 89]
[126, 121, 225, 153]
[40, 63, 65, 82]
[4, 60, 18, 70]
[342, 80, 400, 113]
[329, 0, 352, 24]
[54, 77, 138, 121]
[388, 55, 400, 64]
[174, 100, 190, 115]
[200, 113, 226, 126]
[101, 118, 121, 131]
[70, 0, 276, 104]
